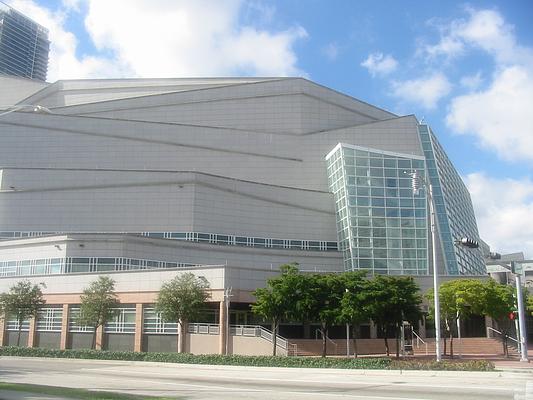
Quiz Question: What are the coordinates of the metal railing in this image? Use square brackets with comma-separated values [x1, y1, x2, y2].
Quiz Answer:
[486, 327, 519, 345]
[315, 329, 338, 353]
[231, 324, 291, 351]
[188, 323, 219, 335]
[412, 330, 428, 355]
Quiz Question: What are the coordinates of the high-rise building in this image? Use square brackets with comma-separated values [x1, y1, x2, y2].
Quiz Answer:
[0, 76, 486, 353]
[0, 1, 49, 81]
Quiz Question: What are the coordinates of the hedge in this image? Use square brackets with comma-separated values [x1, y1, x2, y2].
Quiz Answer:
[0, 346, 494, 371]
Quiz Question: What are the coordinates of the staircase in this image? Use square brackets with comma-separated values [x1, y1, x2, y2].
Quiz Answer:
[288, 337, 520, 357]
[412, 337, 520, 357]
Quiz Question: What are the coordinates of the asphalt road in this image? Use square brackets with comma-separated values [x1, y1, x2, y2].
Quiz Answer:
[0, 357, 532, 400]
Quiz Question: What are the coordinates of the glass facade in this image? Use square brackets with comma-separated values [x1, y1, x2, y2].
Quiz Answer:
[326, 143, 428, 275]
[143, 308, 178, 334]
[105, 308, 136, 334]
[0, 2, 49, 81]
[0, 256, 206, 278]
[36, 307, 62, 332]
[418, 125, 485, 275]
[0, 231, 338, 252]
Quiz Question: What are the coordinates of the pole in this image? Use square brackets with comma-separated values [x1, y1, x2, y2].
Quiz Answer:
[429, 184, 442, 362]
[457, 314, 462, 359]
[345, 288, 350, 357]
[516, 276, 529, 362]
[346, 323, 350, 357]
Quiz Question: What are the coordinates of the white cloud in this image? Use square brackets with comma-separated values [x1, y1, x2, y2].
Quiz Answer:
[423, 35, 464, 60]
[440, 8, 533, 163]
[361, 52, 398, 77]
[465, 172, 533, 258]
[61, 0, 81, 12]
[391, 73, 451, 110]
[84, 0, 307, 78]
[447, 66, 533, 162]
[459, 71, 483, 90]
[7, 0, 133, 81]
[323, 42, 340, 61]
[6, 0, 307, 81]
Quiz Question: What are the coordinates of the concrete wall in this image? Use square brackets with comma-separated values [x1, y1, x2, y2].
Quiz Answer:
[186, 334, 219, 355]
[105, 334, 134, 352]
[143, 335, 178, 353]
[230, 335, 287, 356]
[5, 331, 28, 347]
[35, 332, 61, 349]
[69, 333, 93, 349]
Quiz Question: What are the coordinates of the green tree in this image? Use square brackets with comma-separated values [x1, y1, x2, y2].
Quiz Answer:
[0, 280, 45, 346]
[367, 275, 422, 358]
[482, 279, 517, 357]
[339, 271, 369, 357]
[156, 273, 210, 353]
[427, 279, 485, 358]
[314, 273, 345, 357]
[252, 263, 300, 356]
[77, 276, 118, 350]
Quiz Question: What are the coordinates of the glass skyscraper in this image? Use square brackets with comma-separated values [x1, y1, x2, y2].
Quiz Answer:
[0, 1, 49, 81]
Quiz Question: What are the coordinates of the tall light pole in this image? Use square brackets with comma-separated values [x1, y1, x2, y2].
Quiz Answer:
[515, 274, 529, 362]
[345, 288, 350, 357]
[411, 171, 442, 362]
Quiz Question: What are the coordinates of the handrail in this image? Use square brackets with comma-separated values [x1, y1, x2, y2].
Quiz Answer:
[412, 330, 428, 355]
[315, 329, 338, 352]
[230, 324, 290, 351]
[487, 327, 519, 344]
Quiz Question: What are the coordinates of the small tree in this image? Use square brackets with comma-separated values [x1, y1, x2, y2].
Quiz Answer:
[0, 280, 45, 346]
[252, 263, 300, 356]
[78, 276, 118, 350]
[339, 271, 369, 357]
[366, 275, 422, 358]
[427, 279, 485, 358]
[314, 273, 345, 357]
[483, 280, 519, 357]
[156, 273, 210, 353]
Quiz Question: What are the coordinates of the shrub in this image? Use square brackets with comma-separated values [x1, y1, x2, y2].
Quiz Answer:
[389, 359, 495, 371]
[0, 347, 494, 371]
[0, 347, 390, 369]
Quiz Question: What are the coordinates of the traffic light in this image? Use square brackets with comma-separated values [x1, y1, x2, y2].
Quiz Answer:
[458, 237, 479, 248]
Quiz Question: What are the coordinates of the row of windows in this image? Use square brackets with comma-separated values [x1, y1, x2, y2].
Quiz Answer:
[0, 257, 203, 278]
[6, 307, 212, 335]
[0, 231, 339, 252]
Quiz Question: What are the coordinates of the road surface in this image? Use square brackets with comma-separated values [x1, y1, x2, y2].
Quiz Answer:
[0, 357, 532, 400]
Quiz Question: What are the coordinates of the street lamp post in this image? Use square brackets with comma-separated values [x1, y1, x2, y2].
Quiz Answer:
[345, 288, 350, 357]
[411, 171, 442, 362]
[515, 275, 529, 362]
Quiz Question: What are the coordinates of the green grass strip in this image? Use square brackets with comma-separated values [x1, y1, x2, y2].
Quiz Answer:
[0, 382, 178, 400]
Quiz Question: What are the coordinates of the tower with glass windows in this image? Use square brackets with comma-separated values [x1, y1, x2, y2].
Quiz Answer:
[0, 2, 49, 81]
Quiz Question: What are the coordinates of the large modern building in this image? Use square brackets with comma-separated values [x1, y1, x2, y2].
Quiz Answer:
[0, 76, 486, 354]
[0, 1, 49, 81]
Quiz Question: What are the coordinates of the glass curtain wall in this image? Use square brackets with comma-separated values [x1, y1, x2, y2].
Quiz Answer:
[326, 143, 428, 275]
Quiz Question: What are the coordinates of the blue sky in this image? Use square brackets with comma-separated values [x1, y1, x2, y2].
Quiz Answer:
[7, 0, 533, 257]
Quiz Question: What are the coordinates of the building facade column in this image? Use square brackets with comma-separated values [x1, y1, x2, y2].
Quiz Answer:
[27, 316, 37, 348]
[95, 325, 104, 350]
[60, 304, 70, 350]
[134, 303, 144, 352]
[370, 321, 378, 339]
[0, 314, 5, 346]
[219, 300, 227, 355]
